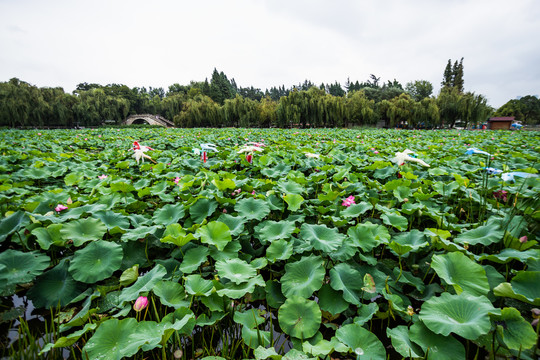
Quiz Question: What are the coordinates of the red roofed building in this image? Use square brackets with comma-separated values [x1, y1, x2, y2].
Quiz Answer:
[488, 116, 515, 130]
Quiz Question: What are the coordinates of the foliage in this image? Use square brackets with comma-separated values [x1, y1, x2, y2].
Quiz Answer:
[0, 126, 539, 359]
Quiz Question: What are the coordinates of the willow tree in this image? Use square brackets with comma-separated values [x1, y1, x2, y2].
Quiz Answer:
[174, 95, 221, 127]
[458, 92, 491, 128]
[223, 95, 260, 127]
[412, 97, 440, 128]
[258, 96, 277, 128]
[346, 90, 376, 126]
[384, 93, 416, 128]
[437, 87, 461, 128]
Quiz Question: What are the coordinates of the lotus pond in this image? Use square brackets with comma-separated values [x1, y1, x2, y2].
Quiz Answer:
[0, 127, 539, 360]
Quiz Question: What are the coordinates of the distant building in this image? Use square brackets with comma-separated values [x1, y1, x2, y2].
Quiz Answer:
[487, 117, 514, 130]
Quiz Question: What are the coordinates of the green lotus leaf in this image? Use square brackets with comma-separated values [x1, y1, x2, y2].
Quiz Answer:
[153, 280, 190, 309]
[281, 255, 325, 298]
[208, 240, 242, 262]
[69, 240, 123, 283]
[152, 203, 185, 226]
[329, 263, 364, 305]
[454, 224, 503, 246]
[242, 325, 271, 350]
[317, 284, 349, 316]
[299, 223, 344, 252]
[216, 258, 257, 284]
[266, 239, 294, 263]
[493, 271, 540, 305]
[31, 224, 65, 250]
[235, 198, 271, 221]
[409, 321, 465, 360]
[189, 198, 218, 223]
[251, 257, 268, 270]
[283, 194, 304, 212]
[381, 212, 408, 231]
[478, 248, 540, 264]
[335, 323, 386, 359]
[217, 214, 246, 237]
[261, 163, 291, 178]
[302, 337, 348, 357]
[60, 218, 107, 246]
[256, 220, 296, 244]
[265, 279, 286, 309]
[0, 210, 30, 243]
[393, 186, 412, 202]
[27, 259, 86, 308]
[254, 346, 281, 360]
[211, 177, 236, 191]
[354, 302, 379, 325]
[419, 292, 496, 340]
[110, 180, 135, 193]
[373, 166, 395, 180]
[389, 229, 429, 256]
[278, 296, 321, 339]
[234, 308, 265, 329]
[347, 222, 390, 252]
[340, 202, 373, 218]
[93, 211, 131, 231]
[431, 251, 490, 296]
[160, 223, 194, 247]
[179, 246, 209, 274]
[41, 323, 97, 352]
[216, 275, 265, 299]
[386, 326, 424, 358]
[493, 307, 537, 350]
[196, 221, 232, 251]
[118, 264, 167, 303]
[82, 318, 154, 360]
[119, 265, 139, 287]
[277, 180, 305, 195]
[184, 274, 214, 296]
[0, 249, 50, 295]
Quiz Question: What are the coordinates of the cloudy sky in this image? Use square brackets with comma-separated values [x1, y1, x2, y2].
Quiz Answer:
[1, 0, 539, 108]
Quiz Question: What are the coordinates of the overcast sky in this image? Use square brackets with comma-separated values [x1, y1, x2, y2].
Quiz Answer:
[1, 0, 539, 108]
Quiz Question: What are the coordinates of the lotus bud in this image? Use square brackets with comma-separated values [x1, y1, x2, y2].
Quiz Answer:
[55, 204, 68, 212]
[519, 236, 528, 244]
[133, 296, 149, 312]
[246, 154, 253, 164]
[407, 305, 415, 316]
[173, 349, 183, 359]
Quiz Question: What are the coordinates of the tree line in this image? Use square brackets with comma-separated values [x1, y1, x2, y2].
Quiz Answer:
[1, 61, 538, 129]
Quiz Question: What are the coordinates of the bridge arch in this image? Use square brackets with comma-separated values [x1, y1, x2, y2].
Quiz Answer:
[124, 114, 175, 127]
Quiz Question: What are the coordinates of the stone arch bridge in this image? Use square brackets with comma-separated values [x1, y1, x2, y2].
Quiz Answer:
[124, 114, 175, 127]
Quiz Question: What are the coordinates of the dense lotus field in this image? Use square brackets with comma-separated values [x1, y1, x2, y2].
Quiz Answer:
[0, 127, 539, 360]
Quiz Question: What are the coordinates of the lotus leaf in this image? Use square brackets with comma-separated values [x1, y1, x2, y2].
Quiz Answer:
[179, 246, 209, 274]
[299, 223, 344, 252]
[431, 251, 490, 296]
[69, 240, 123, 283]
[386, 326, 424, 358]
[317, 284, 349, 316]
[93, 210, 131, 231]
[381, 212, 408, 231]
[256, 220, 296, 244]
[27, 259, 86, 308]
[283, 193, 304, 212]
[335, 323, 386, 359]
[152, 203, 185, 225]
[281, 255, 325, 298]
[184, 274, 214, 296]
[31, 224, 64, 250]
[215, 258, 257, 284]
[278, 296, 321, 339]
[329, 263, 364, 305]
[216, 275, 265, 299]
[161, 223, 194, 247]
[217, 214, 246, 236]
[493, 271, 540, 305]
[454, 224, 503, 246]
[118, 264, 167, 303]
[0, 210, 30, 243]
[60, 218, 107, 246]
[234, 308, 265, 328]
[189, 198, 218, 223]
[266, 239, 294, 263]
[242, 326, 271, 349]
[153, 280, 190, 309]
[340, 202, 373, 218]
[419, 292, 496, 340]
[347, 222, 390, 252]
[235, 198, 271, 221]
[197, 221, 232, 251]
[0, 249, 50, 295]
[409, 321, 465, 360]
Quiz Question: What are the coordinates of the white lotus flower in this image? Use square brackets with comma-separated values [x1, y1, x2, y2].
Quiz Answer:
[238, 145, 263, 154]
[391, 149, 429, 167]
[305, 152, 320, 159]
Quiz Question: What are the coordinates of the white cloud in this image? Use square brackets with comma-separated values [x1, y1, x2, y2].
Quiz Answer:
[1, 0, 539, 107]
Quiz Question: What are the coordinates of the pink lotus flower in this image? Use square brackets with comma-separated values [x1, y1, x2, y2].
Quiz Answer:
[493, 190, 508, 202]
[519, 236, 528, 244]
[342, 196, 355, 207]
[98, 174, 107, 180]
[174, 177, 180, 184]
[55, 204, 68, 212]
[133, 296, 149, 312]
